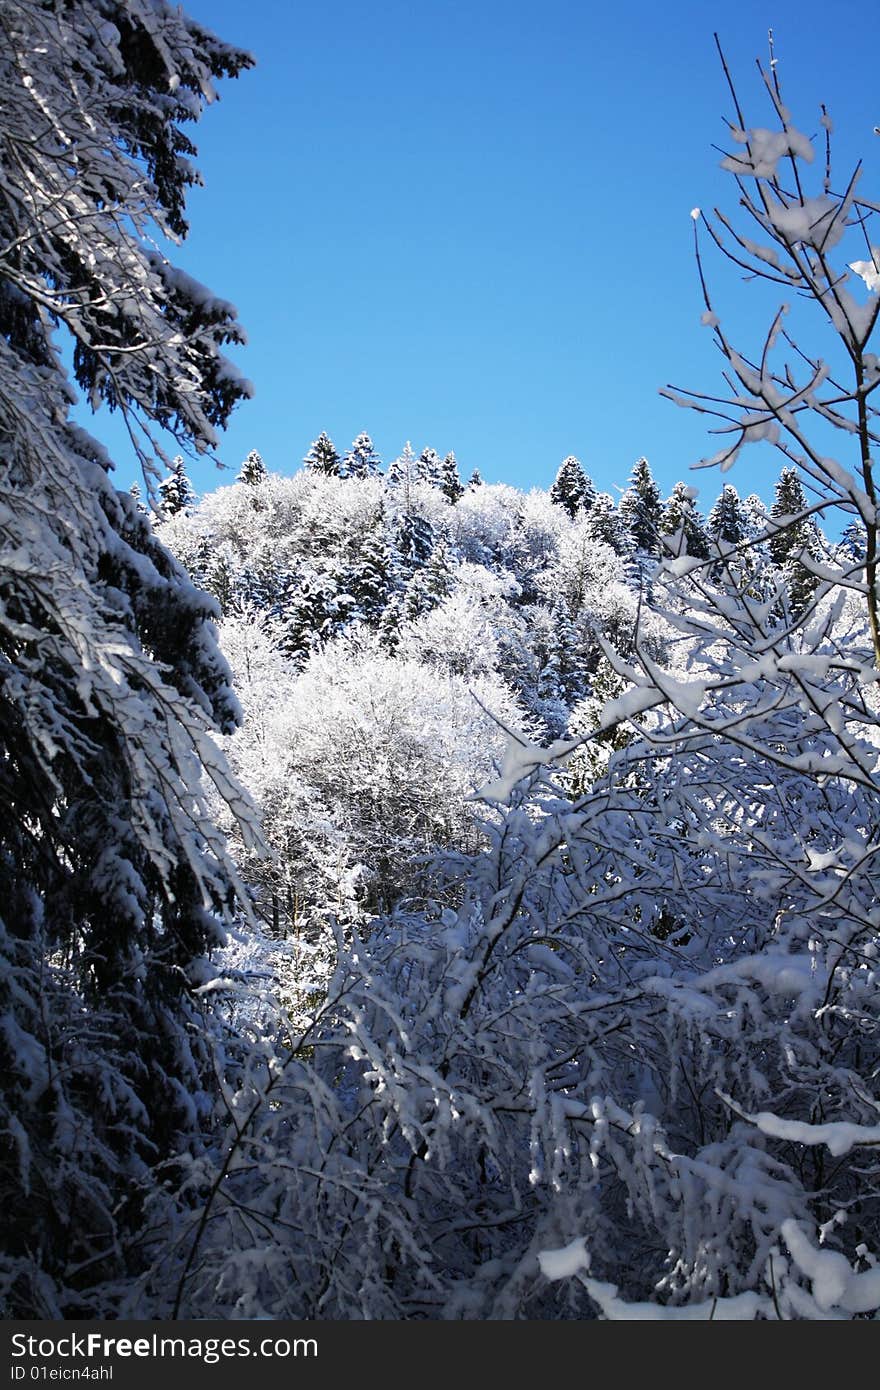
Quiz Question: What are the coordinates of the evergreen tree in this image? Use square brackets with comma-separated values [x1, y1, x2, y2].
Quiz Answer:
[0, 0, 253, 1314]
[342, 432, 382, 480]
[586, 492, 626, 553]
[158, 454, 196, 516]
[419, 446, 443, 487]
[467, 469, 484, 489]
[768, 468, 822, 613]
[343, 515, 394, 622]
[129, 481, 147, 514]
[303, 432, 340, 476]
[386, 442, 417, 490]
[707, 484, 748, 547]
[660, 481, 710, 559]
[237, 448, 267, 485]
[549, 455, 595, 518]
[619, 457, 662, 553]
[839, 518, 867, 566]
[440, 452, 465, 504]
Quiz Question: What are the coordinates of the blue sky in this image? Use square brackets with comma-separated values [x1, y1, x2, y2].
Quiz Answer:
[91, 0, 880, 514]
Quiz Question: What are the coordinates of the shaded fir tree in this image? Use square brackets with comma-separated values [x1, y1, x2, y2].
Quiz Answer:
[158, 455, 195, 516]
[550, 455, 595, 518]
[342, 432, 382, 480]
[440, 451, 464, 504]
[769, 468, 823, 615]
[342, 510, 394, 623]
[707, 484, 748, 547]
[237, 449, 267, 485]
[537, 599, 587, 725]
[419, 447, 443, 487]
[839, 518, 867, 566]
[661, 481, 710, 559]
[404, 539, 454, 621]
[619, 456, 662, 553]
[273, 565, 346, 665]
[467, 469, 484, 489]
[0, 0, 255, 1316]
[303, 432, 340, 476]
[586, 492, 626, 553]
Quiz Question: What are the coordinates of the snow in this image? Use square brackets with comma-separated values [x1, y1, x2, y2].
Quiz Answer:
[582, 1279, 768, 1319]
[721, 126, 814, 179]
[849, 253, 880, 293]
[783, 1222, 880, 1313]
[538, 1237, 590, 1281]
[751, 1112, 880, 1158]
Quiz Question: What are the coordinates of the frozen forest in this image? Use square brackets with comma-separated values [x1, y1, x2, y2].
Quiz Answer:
[3, 0, 880, 1320]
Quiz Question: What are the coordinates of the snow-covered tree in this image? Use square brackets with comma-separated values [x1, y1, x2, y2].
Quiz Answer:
[660, 480, 710, 559]
[158, 454, 196, 516]
[419, 446, 443, 487]
[619, 457, 662, 553]
[303, 431, 340, 476]
[0, 0, 256, 1315]
[440, 451, 465, 504]
[768, 468, 823, 613]
[550, 455, 595, 518]
[237, 448, 267, 485]
[342, 432, 382, 479]
[586, 491, 626, 553]
[707, 483, 748, 547]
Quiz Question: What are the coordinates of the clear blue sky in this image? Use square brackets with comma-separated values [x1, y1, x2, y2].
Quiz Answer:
[91, 0, 879, 513]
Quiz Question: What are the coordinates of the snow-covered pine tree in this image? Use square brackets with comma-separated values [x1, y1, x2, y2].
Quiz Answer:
[339, 430, 380, 480]
[158, 454, 196, 516]
[619, 456, 662, 553]
[768, 467, 822, 614]
[341, 432, 382, 480]
[549, 455, 595, 518]
[0, 0, 256, 1315]
[586, 491, 626, 552]
[237, 448, 267, 485]
[440, 451, 465, 504]
[660, 480, 710, 559]
[419, 446, 443, 487]
[707, 483, 747, 546]
[303, 431, 341, 476]
[467, 468, 484, 489]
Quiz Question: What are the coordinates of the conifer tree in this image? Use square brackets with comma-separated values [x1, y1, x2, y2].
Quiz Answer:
[707, 484, 748, 547]
[549, 455, 595, 518]
[768, 468, 822, 613]
[661, 481, 710, 559]
[440, 452, 465, 504]
[419, 446, 443, 487]
[342, 432, 382, 480]
[303, 432, 340, 476]
[619, 457, 662, 553]
[158, 455, 196, 516]
[467, 469, 484, 489]
[0, 0, 254, 1314]
[586, 492, 626, 553]
[237, 449, 267, 485]
[386, 442, 417, 489]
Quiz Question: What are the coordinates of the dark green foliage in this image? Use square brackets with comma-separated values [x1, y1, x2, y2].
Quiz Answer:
[303, 432, 340, 476]
[620, 457, 662, 553]
[550, 455, 595, 518]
